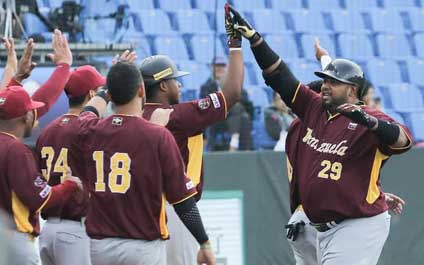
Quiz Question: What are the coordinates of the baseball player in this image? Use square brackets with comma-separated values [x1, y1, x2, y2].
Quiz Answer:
[285, 41, 406, 265]
[228, 6, 413, 265]
[75, 61, 215, 265]
[0, 85, 82, 265]
[140, 5, 244, 264]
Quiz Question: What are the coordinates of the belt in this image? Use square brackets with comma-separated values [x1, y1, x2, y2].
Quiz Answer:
[311, 220, 344, 232]
[47, 217, 86, 226]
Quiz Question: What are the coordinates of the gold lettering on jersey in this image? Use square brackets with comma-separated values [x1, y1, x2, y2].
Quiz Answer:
[302, 128, 348, 156]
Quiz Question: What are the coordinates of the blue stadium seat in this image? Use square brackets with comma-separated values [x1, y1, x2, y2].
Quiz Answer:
[136, 10, 175, 34]
[407, 9, 424, 31]
[134, 37, 152, 59]
[413, 33, 424, 58]
[344, 0, 379, 9]
[84, 18, 116, 43]
[125, 0, 155, 10]
[242, 45, 256, 63]
[329, 10, 367, 32]
[154, 35, 190, 60]
[232, 0, 267, 11]
[210, 10, 226, 33]
[376, 34, 413, 58]
[367, 59, 403, 85]
[307, 0, 342, 10]
[270, 0, 303, 10]
[385, 84, 424, 110]
[406, 58, 424, 85]
[178, 61, 210, 90]
[80, 0, 119, 17]
[338, 33, 375, 58]
[246, 86, 269, 109]
[300, 33, 336, 60]
[264, 34, 299, 59]
[191, 34, 226, 63]
[407, 111, 424, 141]
[23, 13, 49, 36]
[176, 10, 212, 33]
[251, 64, 265, 87]
[288, 10, 329, 32]
[158, 0, 191, 11]
[251, 10, 288, 33]
[47, 0, 79, 8]
[195, 0, 228, 11]
[383, 0, 419, 8]
[290, 61, 321, 84]
[181, 89, 199, 102]
[368, 9, 406, 33]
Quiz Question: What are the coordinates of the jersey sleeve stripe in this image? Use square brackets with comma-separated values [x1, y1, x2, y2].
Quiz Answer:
[218, 91, 228, 118]
[291, 83, 302, 104]
[170, 191, 198, 205]
[35, 191, 53, 213]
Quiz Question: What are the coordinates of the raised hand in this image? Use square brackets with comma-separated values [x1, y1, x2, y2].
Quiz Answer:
[149, 108, 174, 127]
[224, 3, 241, 49]
[314, 37, 329, 61]
[3, 37, 18, 73]
[227, 5, 260, 43]
[47, 29, 73, 66]
[15, 38, 37, 83]
[112, 50, 137, 65]
[336, 103, 377, 129]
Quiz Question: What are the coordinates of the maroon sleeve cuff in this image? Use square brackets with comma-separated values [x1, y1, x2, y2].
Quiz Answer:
[43, 180, 77, 210]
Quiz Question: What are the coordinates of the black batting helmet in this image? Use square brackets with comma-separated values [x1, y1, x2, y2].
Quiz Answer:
[314, 59, 366, 99]
[139, 55, 189, 87]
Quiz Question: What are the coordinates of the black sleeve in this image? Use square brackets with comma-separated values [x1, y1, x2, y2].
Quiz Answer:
[263, 62, 300, 108]
[173, 197, 209, 244]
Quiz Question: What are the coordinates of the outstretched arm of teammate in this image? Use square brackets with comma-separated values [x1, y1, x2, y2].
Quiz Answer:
[0, 38, 18, 90]
[220, 3, 243, 110]
[336, 103, 411, 148]
[314, 37, 332, 69]
[228, 4, 299, 107]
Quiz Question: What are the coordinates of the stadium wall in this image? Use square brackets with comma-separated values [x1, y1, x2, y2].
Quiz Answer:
[203, 148, 424, 265]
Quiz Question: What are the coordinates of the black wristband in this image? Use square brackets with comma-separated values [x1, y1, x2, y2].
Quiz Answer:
[251, 39, 280, 70]
[95, 90, 109, 102]
[81, 106, 100, 117]
[373, 120, 400, 145]
[173, 197, 209, 244]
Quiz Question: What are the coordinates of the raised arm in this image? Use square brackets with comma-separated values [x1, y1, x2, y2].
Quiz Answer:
[228, 5, 299, 108]
[314, 37, 332, 70]
[0, 38, 18, 90]
[220, 3, 244, 109]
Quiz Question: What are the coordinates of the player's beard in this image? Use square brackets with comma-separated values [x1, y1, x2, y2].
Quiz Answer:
[321, 96, 347, 113]
[23, 123, 32, 138]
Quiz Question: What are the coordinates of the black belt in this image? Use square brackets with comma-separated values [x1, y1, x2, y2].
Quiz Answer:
[311, 220, 344, 232]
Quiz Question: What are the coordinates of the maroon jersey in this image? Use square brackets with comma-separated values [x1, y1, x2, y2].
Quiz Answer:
[0, 132, 51, 236]
[78, 112, 196, 240]
[36, 114, 88, 220]
[289, 84, 413, 223]
[285, 118, 302, 213]
[143, 91, 227, 200]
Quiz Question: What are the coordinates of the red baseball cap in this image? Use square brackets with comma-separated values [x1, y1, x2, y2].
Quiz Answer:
[0, 86, 45, 119]
[65, 65, 106, 97]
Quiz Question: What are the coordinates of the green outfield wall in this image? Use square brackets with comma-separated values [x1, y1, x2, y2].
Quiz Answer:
[203, 148, 424, 265]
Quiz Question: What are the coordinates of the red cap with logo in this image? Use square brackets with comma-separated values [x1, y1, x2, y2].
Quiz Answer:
[0, 86, 45, 119]
[65, 65, 106, 97]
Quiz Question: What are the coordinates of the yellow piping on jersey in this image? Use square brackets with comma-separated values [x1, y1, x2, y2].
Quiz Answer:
[388, 126, 413, 150]
[159, 194, 169, 239]
[186, 134, 203, 186]
[287, 157, 293, 183]
[11, 191, 33, 234]
[218, 91, 228, 118]
[291, 83, 302, 104]
[366, 149, 389, 204]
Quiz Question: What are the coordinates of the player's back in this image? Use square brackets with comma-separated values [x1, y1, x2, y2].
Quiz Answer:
[36, 114, 88, 220]
[82, 114, 194, 241]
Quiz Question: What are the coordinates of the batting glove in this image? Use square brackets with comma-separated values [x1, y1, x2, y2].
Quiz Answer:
[224, 3, 242, 49]
[336, 103, 377, 129]
[285, 220, 305, 241]
[227, 5, 261, 44]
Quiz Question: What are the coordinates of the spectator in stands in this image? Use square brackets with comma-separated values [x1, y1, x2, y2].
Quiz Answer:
[362, 80, 384, 111]
[199, 56, 253, 151]
[264, 92, 295, 142]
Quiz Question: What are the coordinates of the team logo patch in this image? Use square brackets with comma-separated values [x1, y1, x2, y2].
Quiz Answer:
[112, 117, 123, 126]
[60, 117, 70, 125]
[198, 98, 211, 110]
[210, 93, 221, 109]
[186, 180, 195, 190]
[39, 185, 51, 199]
[34, 176, 46, 188]
[0, 97, 5, 105]
[347, 122, 358, 130]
